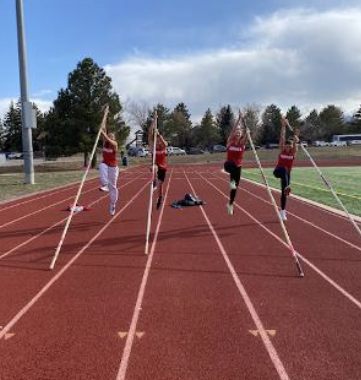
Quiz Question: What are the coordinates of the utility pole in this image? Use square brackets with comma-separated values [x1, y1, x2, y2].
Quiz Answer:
[15, 0, 35, 184]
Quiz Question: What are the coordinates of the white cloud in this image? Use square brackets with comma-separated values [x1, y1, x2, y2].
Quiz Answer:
[105, 7, 361, 120]
[0, 98, 52, 119]
[33, 89, 54, 98]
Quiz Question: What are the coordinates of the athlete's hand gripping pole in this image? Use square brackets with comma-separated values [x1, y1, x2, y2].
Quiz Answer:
[145, 111, 158, 255]
[241, 113, 304, 277]
[50, 105, 110, 270]
[285, 120, 361, 239]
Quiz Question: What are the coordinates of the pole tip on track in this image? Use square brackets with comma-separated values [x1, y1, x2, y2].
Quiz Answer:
[299, 271, 305, 278]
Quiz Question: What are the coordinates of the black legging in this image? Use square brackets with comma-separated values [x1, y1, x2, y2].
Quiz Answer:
[224, 161, 242, 204]
[273, 166, 291, 210]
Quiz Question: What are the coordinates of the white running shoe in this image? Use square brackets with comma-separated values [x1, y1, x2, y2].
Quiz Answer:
[230, 180, 237, 190]
[227, 203, 234, 216]
[280, 210, 287, 221]
[99, 185, 109, 192]
[110, 204, 116, 216]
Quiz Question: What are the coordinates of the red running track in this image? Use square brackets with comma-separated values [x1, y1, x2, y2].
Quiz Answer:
[0, 164, 360, 380]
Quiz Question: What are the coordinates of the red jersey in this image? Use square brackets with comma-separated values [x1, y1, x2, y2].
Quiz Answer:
[227, 143, 245, 167]
[277, 148, 295, 172]
[155, 145, 167, 169]
[102, 142, 117, 167]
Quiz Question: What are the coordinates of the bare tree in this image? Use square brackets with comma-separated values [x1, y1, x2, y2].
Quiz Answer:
[242, 103, 261, 139]
[124, 99, 150, 130]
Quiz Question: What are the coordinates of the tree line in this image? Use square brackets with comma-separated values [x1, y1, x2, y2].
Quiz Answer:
[1, 57, 361, 160]
[137, 102, 361, 150]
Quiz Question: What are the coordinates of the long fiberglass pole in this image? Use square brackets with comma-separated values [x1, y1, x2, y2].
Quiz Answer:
[50, 105, 109, 270]
[241, 114, 304, 277]
[145, 112, 158, 255]
[286, 121, 361, 239]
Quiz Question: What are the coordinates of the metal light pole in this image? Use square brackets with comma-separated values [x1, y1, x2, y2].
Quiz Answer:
[15, 0, 35, 184]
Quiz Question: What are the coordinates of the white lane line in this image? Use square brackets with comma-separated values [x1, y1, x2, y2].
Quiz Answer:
[0, 185, 100, 231]
[0, 164, 142, 211]
[185, 173, 290, 380]
[214, 172, 361, 253]
[199, 173, 361, 311]
[116, 171, 173, 380]
[0, 177, 98, 213]
[217, 169, 361, 224]
[0, 176, 142, 261]
[0, 181, 149, 342]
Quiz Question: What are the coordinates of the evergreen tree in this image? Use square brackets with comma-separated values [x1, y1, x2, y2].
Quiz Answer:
[194, 109, 219, 149]
[216, 105, 234, 145]
[347, 106, 361, 134]
[319, 105, 345, 141]
[3, 101, 22, 152]
[0, 118, 5, 151]
[286, 105, 302, 130]
[142, 104, 171, 144]
[168, 103, 192, 148]
[45, 57, 129, 166]
[303, 109, 321, 142]
[258, 104, 282, 146]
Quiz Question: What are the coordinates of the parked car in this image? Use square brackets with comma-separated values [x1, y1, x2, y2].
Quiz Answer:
[186, 147, 205, 155]
[245, 144, 261, 150]
[211, 144, 227, 153]
[167, 146, 186, 156]
[128, 146, 141, 157]
[300, 141, 308, 147]
[265, 143, 279, 149]
[127, 146, 150, 157]
[348, 140, 361, 146]
[137, 148, 150, 157]
[7, 152, 23, 160]
[314, 141, 330, 147]
[330, 141, 347, 147]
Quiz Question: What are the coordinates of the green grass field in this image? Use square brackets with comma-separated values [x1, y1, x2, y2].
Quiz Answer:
[242, 166, 361, 217]
[0, 171, 98, 203]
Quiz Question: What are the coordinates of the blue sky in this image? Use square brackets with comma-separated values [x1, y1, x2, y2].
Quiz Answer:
[1, 0, 361, 121]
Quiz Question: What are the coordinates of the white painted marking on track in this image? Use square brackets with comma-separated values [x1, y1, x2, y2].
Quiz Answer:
[199, 173, 361, 311]
[185, 172, 290, 380]
[0, 182, 149, 342]
[0, 185, 99, 231]
[116, 171, 173, 380]
[4, 333, 15, 341]
[213, 172, 361, 253]
[250, 330, 276, 337]
[135, 332, 145, 339]
[242, 185, 361, 253]
[0, 176, 142, 261]
[241, 175, 361, 224]
[0, 177, 98, 212]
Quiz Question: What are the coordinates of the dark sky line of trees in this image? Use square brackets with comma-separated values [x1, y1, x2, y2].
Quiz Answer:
[1, 57, 361, 158]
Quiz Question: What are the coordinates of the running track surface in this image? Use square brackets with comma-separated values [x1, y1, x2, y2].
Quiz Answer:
[0, 165, 360, 380]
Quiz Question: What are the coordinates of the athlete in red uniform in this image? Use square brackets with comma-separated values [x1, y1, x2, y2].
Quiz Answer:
[273, 118, 299, 221]
[99, 129, 119, 216]
[148, 123, 168, 210]
[224, 113, 248, 215]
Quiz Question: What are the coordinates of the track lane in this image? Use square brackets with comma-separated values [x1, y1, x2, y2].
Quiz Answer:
[206, 170, 361, 299]
[0, 177, 148, 329]
[191, 168, 361, 380]
[119, 169, 283, 380]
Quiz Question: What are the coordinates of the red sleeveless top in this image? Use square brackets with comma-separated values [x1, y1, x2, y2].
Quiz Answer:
[277, 148, 295, 172]
[102, 142, 117, 167]
[227, 143, 245, 167]
[155, 144, 167, 169]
